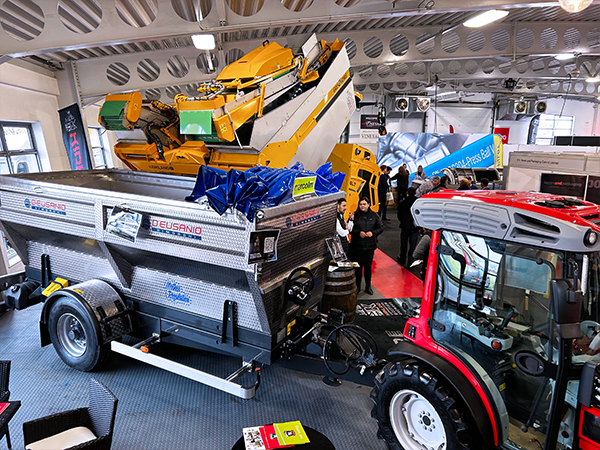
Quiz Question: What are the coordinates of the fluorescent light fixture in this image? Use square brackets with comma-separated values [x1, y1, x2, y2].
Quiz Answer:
[436, 91, 457, 97]
[192, 34, 215, 50]
[586, 77, 600, 83]
[555, 53, 574, 61]
[464, 10, 509, 28]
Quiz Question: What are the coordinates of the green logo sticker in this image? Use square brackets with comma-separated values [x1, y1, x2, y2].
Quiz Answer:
[292, 176, 317, 200]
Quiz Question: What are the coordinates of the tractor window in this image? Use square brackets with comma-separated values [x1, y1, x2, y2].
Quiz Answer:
[432, 230, 565, 449]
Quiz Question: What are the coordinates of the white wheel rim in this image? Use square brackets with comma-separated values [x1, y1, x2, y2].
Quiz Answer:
[57, 313, 87, 357]
[389, 389, 447, 450]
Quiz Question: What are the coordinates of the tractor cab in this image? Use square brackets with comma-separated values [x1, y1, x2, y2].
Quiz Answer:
[371, 191, 600, 450]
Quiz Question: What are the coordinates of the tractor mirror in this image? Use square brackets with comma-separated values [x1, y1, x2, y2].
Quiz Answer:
[550, 279, 582, 325]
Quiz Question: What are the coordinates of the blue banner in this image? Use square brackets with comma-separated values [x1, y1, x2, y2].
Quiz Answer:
[420, 134, 495, 179]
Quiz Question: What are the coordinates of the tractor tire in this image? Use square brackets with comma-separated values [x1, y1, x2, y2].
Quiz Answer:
[48, 295, 110, 372]
[371, 359, 481, 450]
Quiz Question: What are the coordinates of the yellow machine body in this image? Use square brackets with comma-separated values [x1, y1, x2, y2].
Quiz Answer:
[327, 144, 382, 215]
[100, 35, 367, 186]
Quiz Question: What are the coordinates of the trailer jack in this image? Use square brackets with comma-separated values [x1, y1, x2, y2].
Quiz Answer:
[111, 340, 260, 399]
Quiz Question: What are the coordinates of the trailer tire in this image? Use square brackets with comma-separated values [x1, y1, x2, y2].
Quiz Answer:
[371, 359, 481, 450]
[48, 296, 110, 372]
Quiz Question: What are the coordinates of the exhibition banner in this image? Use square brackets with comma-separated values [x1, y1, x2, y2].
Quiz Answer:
[58, 104, 92, 170]
[378, 133, 500, 179]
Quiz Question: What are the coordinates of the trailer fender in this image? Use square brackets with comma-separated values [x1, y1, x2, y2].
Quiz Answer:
[386, 341, 503, 449]
[40, 279, 132, 347]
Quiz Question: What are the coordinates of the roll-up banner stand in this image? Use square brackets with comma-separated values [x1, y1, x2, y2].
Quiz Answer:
[58, 104, 93, 170]
[540, 173, 600, 206]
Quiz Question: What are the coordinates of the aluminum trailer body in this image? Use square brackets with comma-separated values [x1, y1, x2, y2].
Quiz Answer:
[0, 169, 343, 396]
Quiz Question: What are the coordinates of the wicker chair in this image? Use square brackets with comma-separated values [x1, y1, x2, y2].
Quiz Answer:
[1, 360, 12, 449]
[0, 360, 9, 403]
[23, 378, 118, 450]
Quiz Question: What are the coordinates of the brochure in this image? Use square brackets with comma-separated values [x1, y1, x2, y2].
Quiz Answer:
[242, 426, 266, 450]
[260, 425, 292, 449]
[273, 421, 310, 446]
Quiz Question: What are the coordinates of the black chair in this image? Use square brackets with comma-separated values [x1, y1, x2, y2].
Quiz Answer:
[23, 378, 118, 450]
[0, 360, 9, 403]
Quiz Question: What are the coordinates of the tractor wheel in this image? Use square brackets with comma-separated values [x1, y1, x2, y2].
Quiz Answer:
[371, 359, 481, 450]
[48, 295, 110, 372]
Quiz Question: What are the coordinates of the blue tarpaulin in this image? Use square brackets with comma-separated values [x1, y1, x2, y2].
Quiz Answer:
[186, 162, 344, 221]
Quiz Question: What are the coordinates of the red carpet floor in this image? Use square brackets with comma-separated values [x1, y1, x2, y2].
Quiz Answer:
[370, 249, 424, 298]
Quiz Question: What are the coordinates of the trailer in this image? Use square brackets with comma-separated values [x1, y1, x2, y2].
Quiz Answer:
[0, 169, 385, 399]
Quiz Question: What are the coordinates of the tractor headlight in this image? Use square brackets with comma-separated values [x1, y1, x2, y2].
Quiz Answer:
[584, 229, 598, 247]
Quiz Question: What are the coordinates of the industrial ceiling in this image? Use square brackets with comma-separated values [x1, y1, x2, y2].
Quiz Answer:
[1, 0, 599, 104]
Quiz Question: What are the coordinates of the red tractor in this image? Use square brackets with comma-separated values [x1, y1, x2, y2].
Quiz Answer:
[371, 190, 600, 450]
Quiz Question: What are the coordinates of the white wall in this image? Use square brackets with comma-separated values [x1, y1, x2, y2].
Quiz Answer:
[425, 105, 493, 134]
[545, 98, 600, 136]
[0, 61, 71, 171]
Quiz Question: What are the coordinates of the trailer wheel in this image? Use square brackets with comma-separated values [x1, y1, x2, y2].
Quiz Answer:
[371, 360, 479, 450]
[48, 296, 109, 372]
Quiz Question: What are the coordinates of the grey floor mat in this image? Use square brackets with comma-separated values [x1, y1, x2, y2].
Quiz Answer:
[1, 303, 388, 449]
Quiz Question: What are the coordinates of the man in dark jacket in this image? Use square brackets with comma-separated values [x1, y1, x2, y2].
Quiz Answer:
[350, 197, 384, 295]
[397, 187, 419, 268]
[377, 165, 391, 221]
[432, 175, 449, 192]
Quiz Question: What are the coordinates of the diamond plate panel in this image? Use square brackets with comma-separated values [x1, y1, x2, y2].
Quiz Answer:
[65, 279, 132, 343]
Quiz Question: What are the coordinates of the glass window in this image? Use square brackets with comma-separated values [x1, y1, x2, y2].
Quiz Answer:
[0, 122, 42, 173]
[534, 114, 574, 145]
[3, 126, 33, 151]
[432, 230, 563, 448]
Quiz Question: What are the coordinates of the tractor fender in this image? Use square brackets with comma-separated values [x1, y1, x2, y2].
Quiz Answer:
[40, 279, 132, 347]
[388, 340, 506, 449]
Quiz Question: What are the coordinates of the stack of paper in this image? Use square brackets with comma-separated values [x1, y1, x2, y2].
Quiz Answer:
[242, 421, 310, 449]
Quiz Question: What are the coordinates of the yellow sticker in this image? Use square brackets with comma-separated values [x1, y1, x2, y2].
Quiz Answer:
[84, 239, 96, 245]
[72, 288, 83, 294]
[499, 383, 506, 391]
[287, 319, 297, 336]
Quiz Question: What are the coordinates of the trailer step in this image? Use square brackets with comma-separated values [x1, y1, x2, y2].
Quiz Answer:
[110, 341, 257, 399]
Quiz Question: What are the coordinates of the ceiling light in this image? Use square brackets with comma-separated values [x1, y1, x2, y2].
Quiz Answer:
[464, 10, 509, 28]
[555, 53, 574, 61]
[192, 34, 215, 50]
[558, 0, 593, 13]
[586, 77, 600, 83]
[436, 91, 457, 97]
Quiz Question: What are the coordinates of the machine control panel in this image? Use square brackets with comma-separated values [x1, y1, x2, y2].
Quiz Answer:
[579, 361, 600, 409]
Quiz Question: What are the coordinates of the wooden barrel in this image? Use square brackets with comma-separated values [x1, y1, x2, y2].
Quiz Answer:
[321, 267, 358, 323]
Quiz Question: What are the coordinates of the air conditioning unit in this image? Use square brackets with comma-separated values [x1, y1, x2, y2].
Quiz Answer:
[416, 98, 431, 112]
[394, 97, 409, 112]
[535, 101, 547, 113]
[514, 101, 528, 114]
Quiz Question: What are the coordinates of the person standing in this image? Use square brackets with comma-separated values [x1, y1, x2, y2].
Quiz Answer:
[414, 165, 426, 181]
[415, 176, 440, 198]
[391, 166, 409, 203]
[336, 198, 354, 255]
[378, 165, 391, 221]
[432, 175, 449, 192]
[480, 178, 491, 190]
[457, 178, 471, 190]
[397, 187, 419, 268]
[350, 197, 384, 295]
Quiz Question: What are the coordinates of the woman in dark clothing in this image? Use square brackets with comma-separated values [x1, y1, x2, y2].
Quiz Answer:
[350, 197, 384, 295]
[391, 166, 409, 203]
